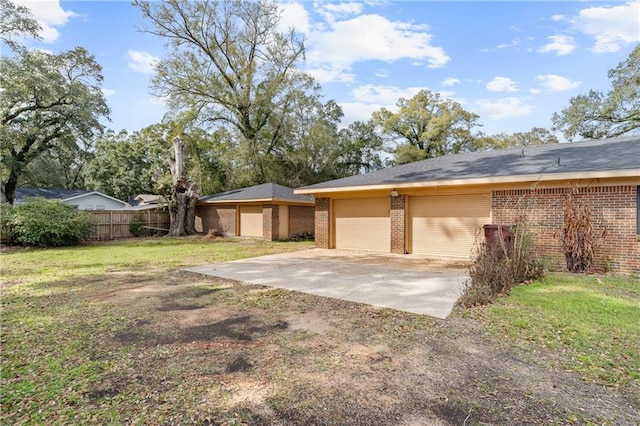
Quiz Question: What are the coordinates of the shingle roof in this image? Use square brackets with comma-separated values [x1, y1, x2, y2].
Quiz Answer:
[15, 187, 94, 201]
[199, 183, 314, 203]
[15, 187, 129, 206]
[298, 136, 640, 191]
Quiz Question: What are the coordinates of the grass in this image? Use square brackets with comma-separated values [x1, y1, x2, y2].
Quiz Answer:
[483, 272, 640, 388]
[1, 237, 313, 424]
[2, 238, 638, 424]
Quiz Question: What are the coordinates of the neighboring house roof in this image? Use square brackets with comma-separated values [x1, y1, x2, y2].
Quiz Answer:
[15, 187, 129, 206]
[296, 136, 640, 194]
[199, 183, 314, 204]
[134, 194, 161, 204]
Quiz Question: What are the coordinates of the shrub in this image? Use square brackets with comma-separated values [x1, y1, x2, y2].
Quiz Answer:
[130, 212, 150, 237]
[458, 218, 545, 307]
[1, 198, 96, 247]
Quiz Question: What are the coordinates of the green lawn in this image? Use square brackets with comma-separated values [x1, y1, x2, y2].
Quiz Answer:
[483, 273, 640, 388]
[1, 238, 638, 423]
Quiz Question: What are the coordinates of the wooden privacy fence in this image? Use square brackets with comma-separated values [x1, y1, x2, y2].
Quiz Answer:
[88, 210, 170, 241]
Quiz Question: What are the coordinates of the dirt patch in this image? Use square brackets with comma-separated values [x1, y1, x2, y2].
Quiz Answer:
[15, 269, 638, 425]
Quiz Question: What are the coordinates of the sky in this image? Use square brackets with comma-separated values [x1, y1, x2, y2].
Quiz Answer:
[8, 0, 640, 138]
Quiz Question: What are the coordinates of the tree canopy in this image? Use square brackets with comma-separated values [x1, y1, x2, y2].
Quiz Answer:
[0, 47, 110, 203]
[135, 0, 311, 181]
[0, 0, 41, 49]
[552, 44, 640, 141]
[372, 89, 482, 164]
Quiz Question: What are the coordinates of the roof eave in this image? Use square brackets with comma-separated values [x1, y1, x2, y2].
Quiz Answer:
[294, 169, 640, 195]
[197, 197, 314, 205]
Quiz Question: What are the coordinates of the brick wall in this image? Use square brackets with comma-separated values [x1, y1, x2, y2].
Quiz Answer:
[289, 205, 315, 236]
[390, 195, 406, 254]
[315, 198, 330, 249]
[262, 204, 279, 241]
[492, 185, 639, 273]
[196, 205, 237, 236]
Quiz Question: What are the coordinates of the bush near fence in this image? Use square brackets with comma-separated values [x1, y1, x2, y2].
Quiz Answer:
[88, 210, 170, 241]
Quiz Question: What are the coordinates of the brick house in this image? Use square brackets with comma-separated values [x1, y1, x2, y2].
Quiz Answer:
[295, 136, 640, 273]
[196, 183, 315, 241]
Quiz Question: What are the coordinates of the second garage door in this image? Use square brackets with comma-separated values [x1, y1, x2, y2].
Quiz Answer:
[334, 198, 390, 251]
[410, 194, 491, 259]
[239, 205, 263, 238]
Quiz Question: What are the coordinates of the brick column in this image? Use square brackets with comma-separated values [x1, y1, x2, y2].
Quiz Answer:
[390, 195, 406, 254]
[315, 198, 330, 249]
[263, 204, 279, 241]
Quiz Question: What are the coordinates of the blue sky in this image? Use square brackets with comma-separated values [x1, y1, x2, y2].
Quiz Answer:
[10, 0, 640, 138]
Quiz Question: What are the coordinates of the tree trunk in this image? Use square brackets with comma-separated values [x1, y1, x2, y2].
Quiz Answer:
[3, 168, 21, 204]
[167, 136, 199, 237]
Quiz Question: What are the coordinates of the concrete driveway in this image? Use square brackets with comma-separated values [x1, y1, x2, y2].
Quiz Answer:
[185, 249, 469, 319]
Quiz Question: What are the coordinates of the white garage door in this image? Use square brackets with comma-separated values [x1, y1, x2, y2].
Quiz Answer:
[410, 194, 491, 259]
[239, 205, 263, 238]
[334, 198, 390, 251]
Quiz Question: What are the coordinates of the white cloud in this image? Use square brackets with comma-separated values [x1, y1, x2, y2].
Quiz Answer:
[551, 15, 565, 22]
[374, 69, 389, 78]
[472, 97, 534, 120]
[441, 78, 461, 87]
[340, 101, 385, 124]
[128, 50, 159, 74]
[278, 1, 311, 33]
[536, 74, 580, 91]
[486, 77, 518, 92]
[316, 1, 364, 23]
[537, 35, 576, 56]
[13, 0, 78, 43]
[102, 88, 115, 97]
[306, 65, 355, 83]
[351, 84, 423, 104]
[305, 13, 449, 83]
[570, 1, 640, 53]
[529, 88, 541, 95]
[480, 39, 521, 52]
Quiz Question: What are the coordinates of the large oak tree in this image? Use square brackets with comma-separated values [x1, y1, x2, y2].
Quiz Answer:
[372, 89, 481, 165]
[134, 0, 309, 183]
[552, 44, 640, 141]
[0, 47, 109, 203]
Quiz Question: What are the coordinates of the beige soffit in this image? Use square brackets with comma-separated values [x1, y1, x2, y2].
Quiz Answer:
[294, 169, 640, 195]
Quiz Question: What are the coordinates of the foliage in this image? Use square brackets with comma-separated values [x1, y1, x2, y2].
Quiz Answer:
[552, 44, 640, 140]
[372, 89, 482, 164]
[562, 187, 597, 273]
[0, 0, 41, 49]
[485, 273, 640, 388]
[459, 217, 545, 307]
[479, 127, 559, 149]
[129, 212, 151, 238]
[0, 46, 109, 204]
[1, 197, 95, 247]
[135, 0, 309, 182]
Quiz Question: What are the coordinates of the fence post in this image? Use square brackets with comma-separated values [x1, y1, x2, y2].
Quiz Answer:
[109, 211, 113, 240]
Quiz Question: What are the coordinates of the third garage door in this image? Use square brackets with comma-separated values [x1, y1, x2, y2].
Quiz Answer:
[334, 198, 390, 251]
[239, 205, 263, 238]
[410, 194, 491, 259]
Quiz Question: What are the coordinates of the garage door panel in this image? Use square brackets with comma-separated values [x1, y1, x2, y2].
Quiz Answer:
[240, 205, 263, 238]
[334, 198, 390, 252]
[410, 194, 490, 259]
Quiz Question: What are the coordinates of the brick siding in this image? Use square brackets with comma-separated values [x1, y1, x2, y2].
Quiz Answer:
[315, 198, 330, 249]
[289, 205, 315, 236]
[262, 204, 279, 241]
[492, 185, 639, 274]
[196, 205, 237, 236]
[390, 195, 406, 254]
